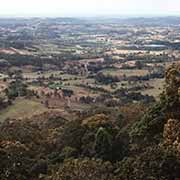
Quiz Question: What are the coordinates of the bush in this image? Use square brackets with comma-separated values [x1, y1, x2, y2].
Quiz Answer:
[46, 158, 114, 180]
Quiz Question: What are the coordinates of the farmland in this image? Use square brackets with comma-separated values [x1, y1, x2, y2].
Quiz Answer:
[0, 17, 180, 180]
[0, 17, 179, 121]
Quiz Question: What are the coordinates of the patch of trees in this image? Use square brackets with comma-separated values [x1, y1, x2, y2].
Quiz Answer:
[0, 96, 10, 110]
[79, 96, 94, 104]
[0, 54, 65, 68]
[114, 88, 155, 103]
[95, 72, 119, 84]
[126, 73, 164, 82]
[62, 89, 74, 97]
[6, 80, 28, 100]
[79, 84, 108, 93]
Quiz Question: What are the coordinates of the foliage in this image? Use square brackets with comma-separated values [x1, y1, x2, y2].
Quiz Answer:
[94, 127, 113, 160]
[115, 146, 180, 180]
[6, 80, 27, 100]
[46, 158, 114, 180]
[130, 102, 166, 142]
[130, 63, 180, 141]
[82, 114, 110, 129]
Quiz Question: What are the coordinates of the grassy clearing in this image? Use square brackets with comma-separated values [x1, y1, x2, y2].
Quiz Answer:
[0, 98, 48, 122]
[23, 71, 82, 80]
[101, 68, 149, 77]
[0, 73, 8, 80]
[141, 78, 164, 98]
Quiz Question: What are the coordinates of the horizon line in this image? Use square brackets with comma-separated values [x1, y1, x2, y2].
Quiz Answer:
[0, 14, 180, 19]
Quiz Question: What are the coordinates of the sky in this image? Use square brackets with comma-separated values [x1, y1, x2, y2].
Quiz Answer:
[0, 0, 180, 17]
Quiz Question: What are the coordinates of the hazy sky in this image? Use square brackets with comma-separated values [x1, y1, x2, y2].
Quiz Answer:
[0, 0, 180, 17]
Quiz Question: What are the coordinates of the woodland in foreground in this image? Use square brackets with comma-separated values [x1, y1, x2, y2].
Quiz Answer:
[0, 63, 180, 179]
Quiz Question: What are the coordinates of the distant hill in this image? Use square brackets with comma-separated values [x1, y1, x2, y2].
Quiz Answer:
[83, 16, 180, 26]
[0, 17, 84, 25]
[0, 16, 180, 26]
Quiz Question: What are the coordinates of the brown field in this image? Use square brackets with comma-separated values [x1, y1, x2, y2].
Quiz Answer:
[101, 68, 149, 77]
